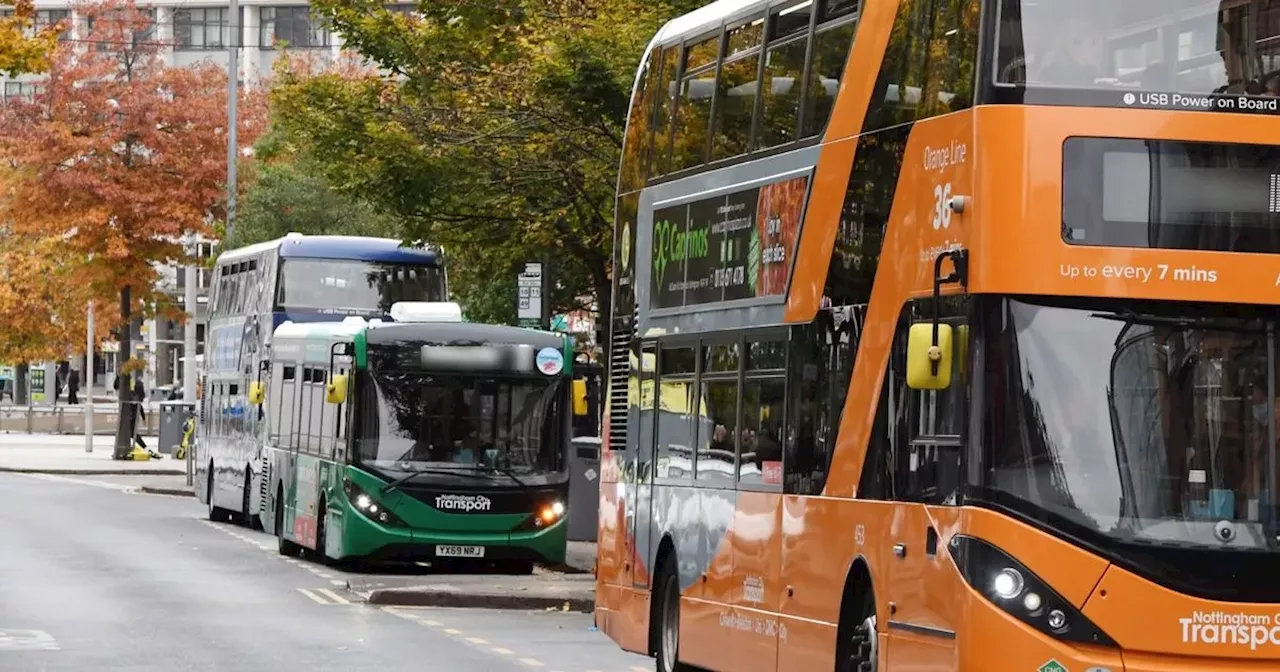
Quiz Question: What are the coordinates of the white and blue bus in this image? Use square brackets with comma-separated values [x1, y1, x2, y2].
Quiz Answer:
[197, 234, 448, 527]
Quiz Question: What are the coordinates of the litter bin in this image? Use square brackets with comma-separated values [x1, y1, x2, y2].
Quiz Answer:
[567, 436, 601, 542]
[158, 401, 195, 456]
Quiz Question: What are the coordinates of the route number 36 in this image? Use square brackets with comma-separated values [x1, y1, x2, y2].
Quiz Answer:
[932, 182, 953, 230]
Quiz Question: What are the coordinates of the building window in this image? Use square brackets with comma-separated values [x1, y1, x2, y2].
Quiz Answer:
[85, 9, 155, 51]
[260, 7, 330, 49]
[0, 8, 69, 41]
[36, 9, 70, 40]
[3, 81, 40, 101]
[174, 8, 231, 50]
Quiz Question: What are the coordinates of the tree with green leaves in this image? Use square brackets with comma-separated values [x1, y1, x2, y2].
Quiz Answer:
[265, 0, 701, 336]
[226, 156, 400, 251]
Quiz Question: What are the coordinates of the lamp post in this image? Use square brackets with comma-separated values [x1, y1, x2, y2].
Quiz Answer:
[85, 300, 93, 453]
[225, 0, 239, 244]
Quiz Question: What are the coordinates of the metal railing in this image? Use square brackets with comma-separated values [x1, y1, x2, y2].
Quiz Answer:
[0, 405, 159, 435]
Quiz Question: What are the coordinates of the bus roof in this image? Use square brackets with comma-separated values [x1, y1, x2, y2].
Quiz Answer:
[218, 234, 442, 266]
[273, 317, 369, 342]
[653, 0, 760, 46]
[364, 322, 566, 351]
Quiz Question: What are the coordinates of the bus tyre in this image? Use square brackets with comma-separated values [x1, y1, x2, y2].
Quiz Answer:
[836, 593, 877, 672]
[314, 500, 330, 566]
[654, 563, 689, 672]
[241, 472, 261, 530]
[207, 470, 230, 523]
[275, 486, 302, 557]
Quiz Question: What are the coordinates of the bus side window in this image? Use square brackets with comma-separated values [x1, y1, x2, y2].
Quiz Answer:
[303, 368, 319, 455]
[278, 366, 294, 450]
[880, 297, 968, 505]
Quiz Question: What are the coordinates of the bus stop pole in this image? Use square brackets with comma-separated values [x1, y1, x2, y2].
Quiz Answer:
[85, 301, 93, 453]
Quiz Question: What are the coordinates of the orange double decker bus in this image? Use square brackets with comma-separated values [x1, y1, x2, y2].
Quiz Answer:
[596, 0, 1280, 670]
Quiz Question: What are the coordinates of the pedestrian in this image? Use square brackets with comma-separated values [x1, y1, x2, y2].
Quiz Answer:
[132, 377, 147, 449]
[66, 368, 79, 405]
[113, 374, 148, 450]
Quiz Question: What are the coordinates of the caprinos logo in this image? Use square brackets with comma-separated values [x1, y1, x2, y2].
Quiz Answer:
[434, 494, 493, 513]
[652, 218, 709, 287]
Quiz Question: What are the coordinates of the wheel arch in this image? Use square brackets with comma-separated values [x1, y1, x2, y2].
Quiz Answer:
[839, 555, 876, 624]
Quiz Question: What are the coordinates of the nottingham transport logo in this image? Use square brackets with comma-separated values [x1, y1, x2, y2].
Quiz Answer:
[435, 494, 493, 512]
[1181, 610, 1280, 650]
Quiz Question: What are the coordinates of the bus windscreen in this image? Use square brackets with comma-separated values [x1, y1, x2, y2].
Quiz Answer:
[352, 368, 563, 477]
[276, 259, 446, 315]
[995, 0, 1280, 99]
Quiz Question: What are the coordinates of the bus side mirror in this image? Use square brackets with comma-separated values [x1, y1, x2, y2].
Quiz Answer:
[248, 381, 265, 406]
[572, 379, 588, 416]
[906, 322, 953, 390]
[326, 374, 348, 405]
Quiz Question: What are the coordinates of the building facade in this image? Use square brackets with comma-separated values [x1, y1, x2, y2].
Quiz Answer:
[2, 1, 387, 399]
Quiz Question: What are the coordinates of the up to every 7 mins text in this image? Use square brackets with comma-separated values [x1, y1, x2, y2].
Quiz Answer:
[1059, 263, 1218, 284]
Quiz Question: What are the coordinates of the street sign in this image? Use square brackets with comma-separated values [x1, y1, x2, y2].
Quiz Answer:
[517, 262, 544, 327]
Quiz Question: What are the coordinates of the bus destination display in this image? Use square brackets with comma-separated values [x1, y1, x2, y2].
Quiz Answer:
[650, 174, 808, 310]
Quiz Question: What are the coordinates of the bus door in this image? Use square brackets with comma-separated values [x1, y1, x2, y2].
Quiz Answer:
[629, 343, 657, 589]
[883, 333, 964, 668]
[293, 365, 324, 550]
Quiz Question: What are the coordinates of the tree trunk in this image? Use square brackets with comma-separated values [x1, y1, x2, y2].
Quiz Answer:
[591, 263, 612, 364]
[13, 363, 28, 406]
[113, 285, 132, 460]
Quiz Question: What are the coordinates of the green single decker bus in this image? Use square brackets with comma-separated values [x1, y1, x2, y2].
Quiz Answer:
[257, 302, 574, 572]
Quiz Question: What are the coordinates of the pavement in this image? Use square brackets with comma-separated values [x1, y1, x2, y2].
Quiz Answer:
[0, 433, 183, 475]
[0, 471, 646, 671]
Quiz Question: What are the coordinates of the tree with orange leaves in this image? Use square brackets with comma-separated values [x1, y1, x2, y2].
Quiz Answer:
[0, 0, 265, 457]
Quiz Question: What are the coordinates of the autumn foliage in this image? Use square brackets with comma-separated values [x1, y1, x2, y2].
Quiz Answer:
[0, 0, 265, 453]
[0, 0, 58, 77]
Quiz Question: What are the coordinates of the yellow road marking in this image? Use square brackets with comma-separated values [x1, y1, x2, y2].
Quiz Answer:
[297, 589, 329, 605]
[317, 589, 349, 604]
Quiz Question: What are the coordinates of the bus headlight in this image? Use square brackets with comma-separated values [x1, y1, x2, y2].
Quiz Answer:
[343, 478, 404, 527]
[951, 535, 1115, 646]
[536, 500, 566, 526]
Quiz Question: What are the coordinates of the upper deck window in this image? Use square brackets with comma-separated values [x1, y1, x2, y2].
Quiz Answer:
[995, 0, 1280, 100]
[726, 17, 764, 58]
[771, 1, 814, 40]
[276, 259, 446, 315]
[638, 0, 859, 183]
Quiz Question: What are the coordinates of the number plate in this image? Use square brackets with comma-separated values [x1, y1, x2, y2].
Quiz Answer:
[436, 545, 485, 558]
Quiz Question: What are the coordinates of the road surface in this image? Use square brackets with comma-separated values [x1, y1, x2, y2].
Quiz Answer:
[0, 472, 650, 672]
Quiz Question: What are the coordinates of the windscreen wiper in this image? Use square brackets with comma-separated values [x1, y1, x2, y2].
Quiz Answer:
[462, 464, 530, 489]
[381, 468, 488, 495]
[1090, 310, 1264, 333]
